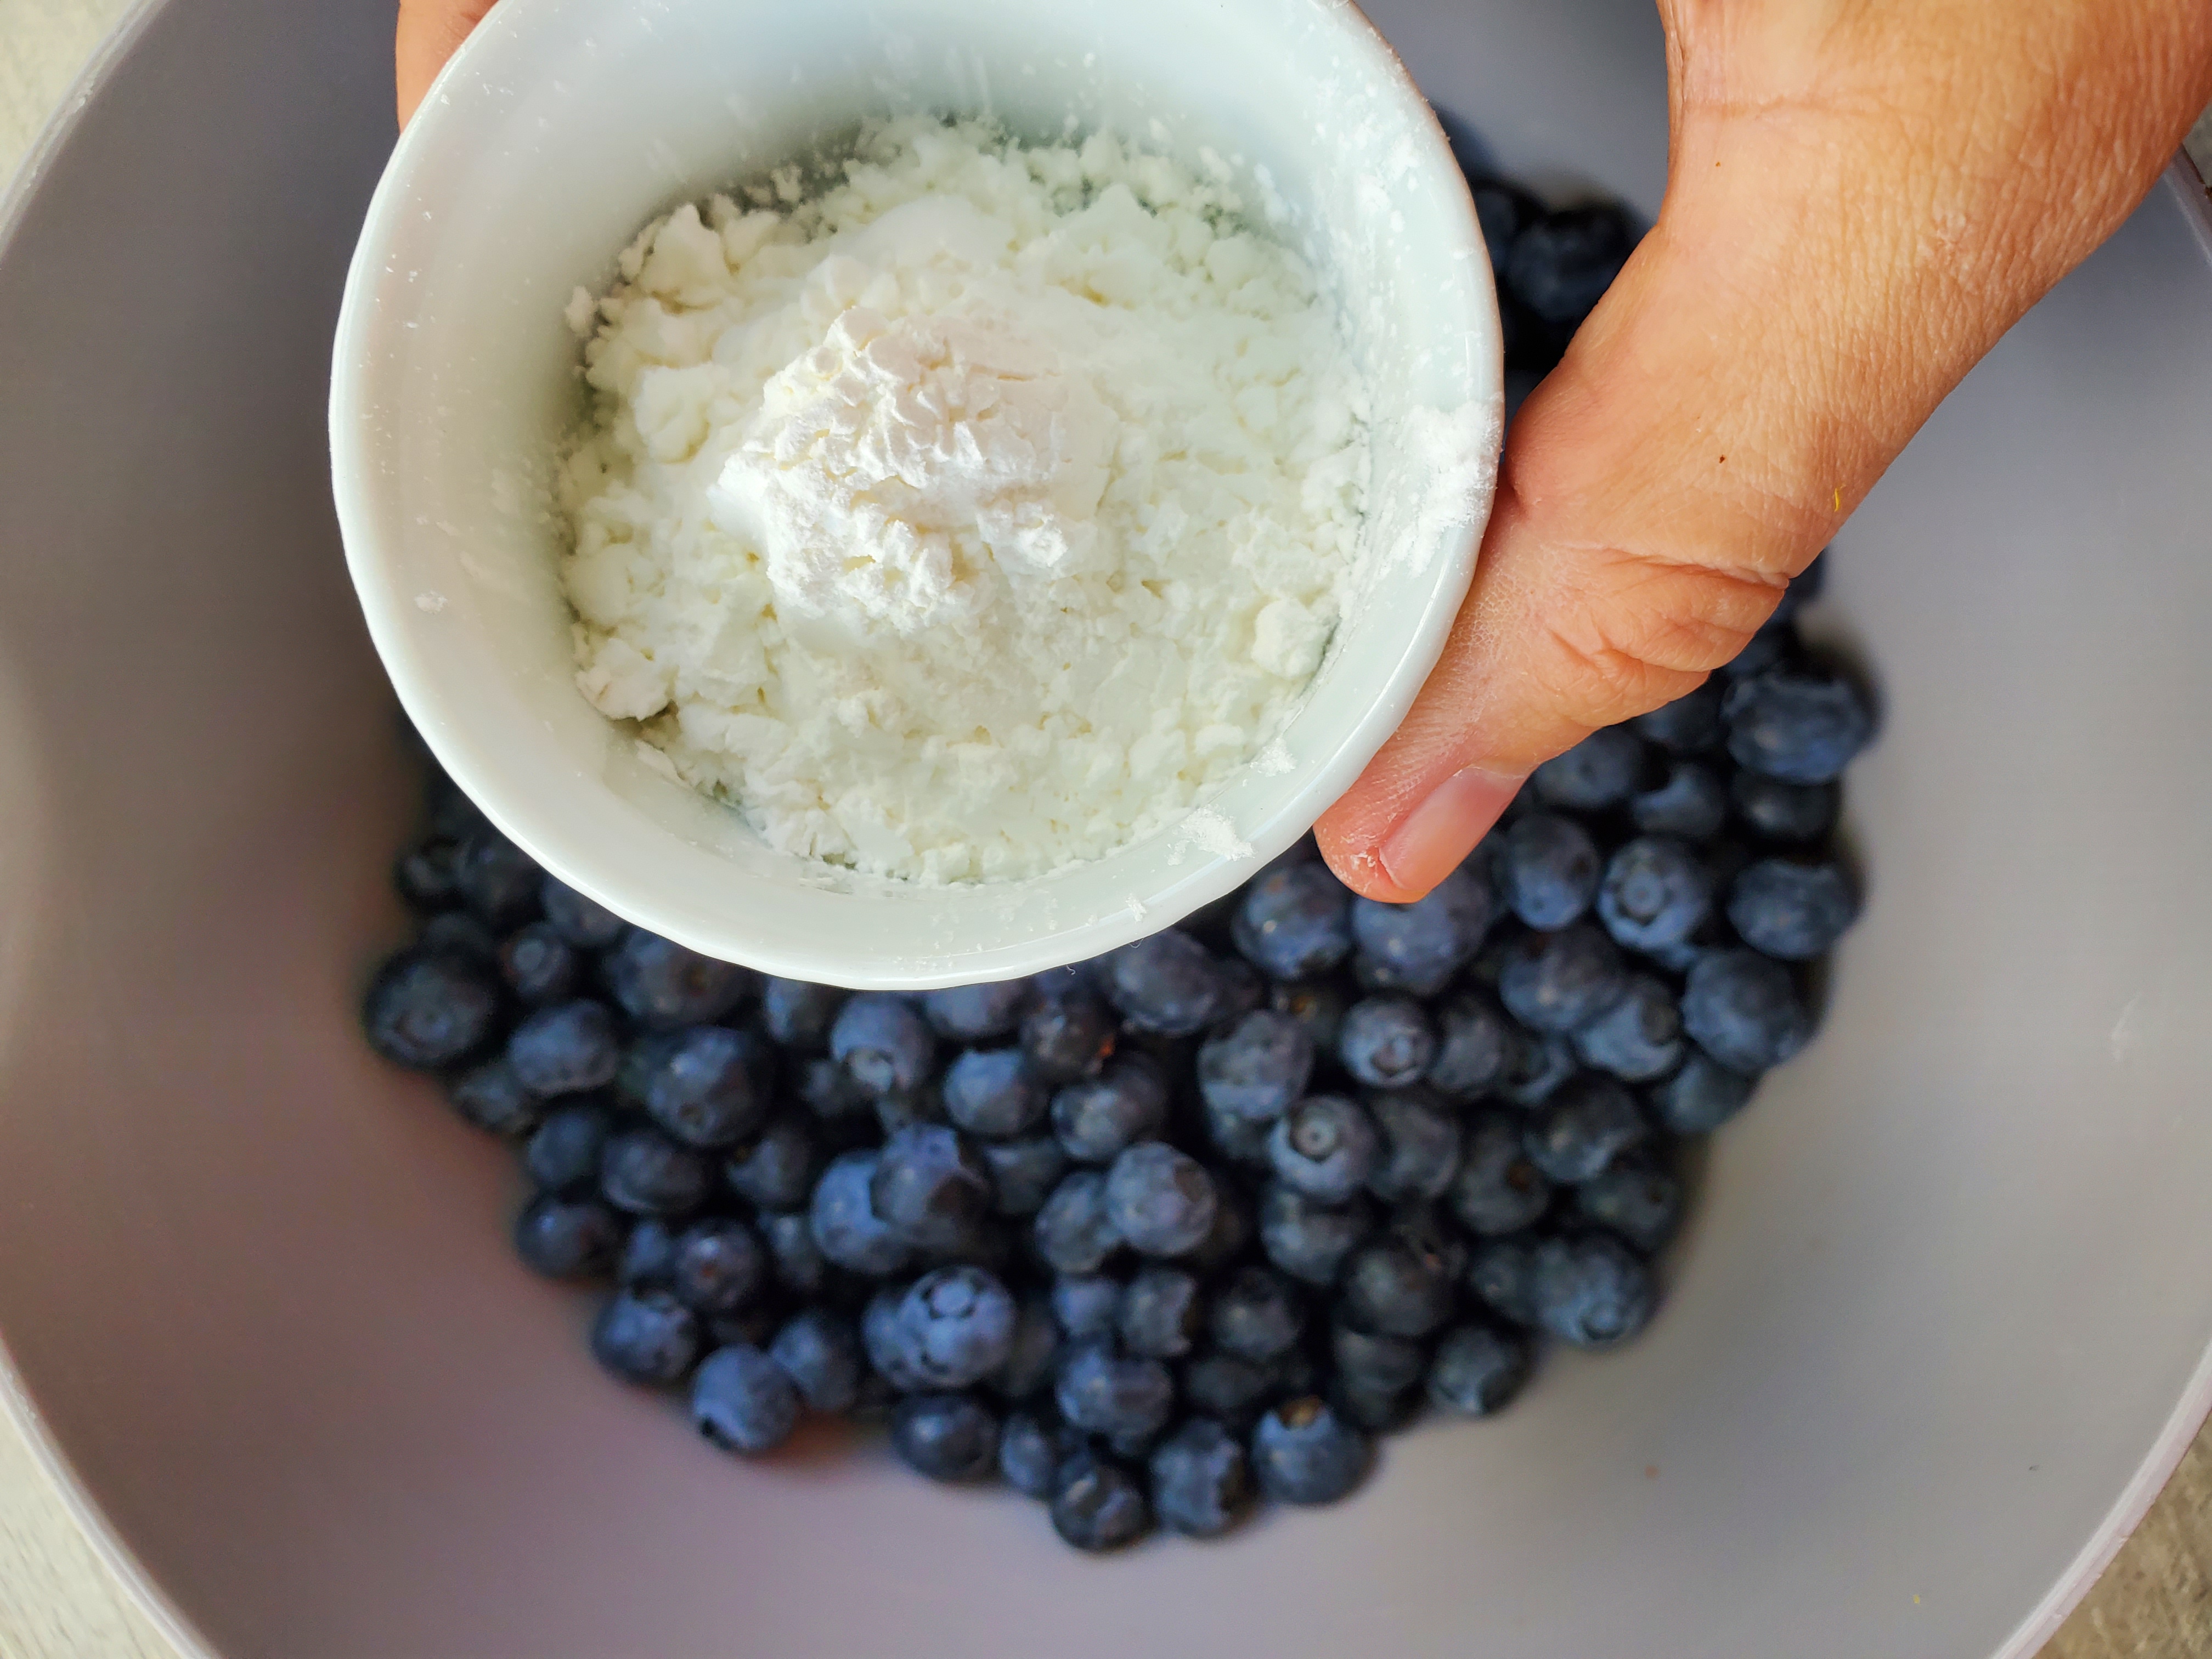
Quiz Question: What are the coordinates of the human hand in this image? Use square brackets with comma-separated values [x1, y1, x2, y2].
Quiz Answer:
[1316, 0, 2212, 900]
[396, 0, 496, 127]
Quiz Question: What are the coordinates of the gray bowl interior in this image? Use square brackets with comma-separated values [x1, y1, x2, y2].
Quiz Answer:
[4, 1, 2212, 1656]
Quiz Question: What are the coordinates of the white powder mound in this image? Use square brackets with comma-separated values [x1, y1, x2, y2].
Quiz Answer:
[557, 120, 1371, 883]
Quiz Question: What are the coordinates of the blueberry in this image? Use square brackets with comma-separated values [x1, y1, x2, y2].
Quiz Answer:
[455, 831, 542, 929]
[1465, 1234, 1540, 1326]
[725, 1118, 818, 1211]
[1340, 1211, 1460, 1338]
[1497, 815, 1602, 929]
[1120, 1267, 1205, 1359]
[445, 1059, 541, 1138]
[1181, 1352, 1273, 1429]
[1050, 1451, 1153, 1551]
[513, 1193, 622, 1279]
[1647, 1048, 1759, 1134]
[669, 1220, 765, 1314]
[619, 1217, 679, 1286]
[1681, 950, 1812, 1073]
[861, 1286, 929, 1390]
[979, 1136, 1067, 1217]
[417, 911, 500, 965]
[1450, 1112, 1554, 1236]
[1269, 977, 1352, 1056]
[1210, 1265, 1305, 1361]
[1268, 1095, 1379, 1204]
[1731, 773, 1841, 843]
[1596, 838, 1715, 954]
[1523, 1075, 1649, 1183]
[941, 1048, 1046, 1138]
[1505, 203, 1635, 323]
[1052, 1274, 1125, 1341]
[1337, 996, 1437, 1090]
[1198, 1009, 1314, 1122]
[829, 994, 937, 1094]
[1720, 613, 1803, 680]
[1631, 761, 1729, 841]
[1728, 859, 1859, 961]
[525, 1101, 613, 1190]
[1531, 1234, 1656, 1347]
[1427, 1324, 1532, 1416]
[1572, 975, 1685, 1081]
[766, 1307, 862, 1413]
[1331, 1379, 1421, 1434]
[1258, 1181, 1373, 1284]
[883, 1265, 1015, 1388]
[1723, 667, 1873, 783]
[1331, 1322, 1428, 1396]
[1056, 1340, 1175, 1442]
[630, 1026, 769, 1149]
[990, 1295, 1061, 1402]
[1577, 1162, 1685, 1254]
[1034, 1170, 1122, 1274]
[1019, 988, 1117, 1083]
[1000, 1411, 1075, 1499]
[603, 929, 755, 1031]
[759, 1209, 831, 1296]
[1634, 683, 1725, 754]
[1151, 1419, 1254, 1538]
[793, 1056, 875, 1125]
[1365, 1089, 1463, 1204]
[1105, 1142, 1218, 1257]
[1186, 1187, 1254, 1274]
[918, 982, 1032, 1045]
[539, 876, 626, 950]
[506, 1000, 620, 1099]
[1498, 1029, 1581, 1107]
[808, 1150, 912, 1276]
[1348, 868, 1493, 995]
[760, 978, 845, 1049]
[1499, 925, 1627, 1034]
[601, 1127, 713, 1217]
[364, 950, 500, 1071]
[1468, 174, 1542, 270]
[1425, 995, 1516, 1101]
[870, 1124, 991, 1254]
[1232, 862, 1355, 981]
[1203, 1096, 1278, 1166]
[1101, 930, 1229, 1036]
[691, 1345, 800, 1454]
[1251, 1397, 1373, 1505]
[591, 1288, 701, 1386]
[497, 922, 578, 1006]
[1532, 727, 1645, 810]
[393, 836, 464, 911]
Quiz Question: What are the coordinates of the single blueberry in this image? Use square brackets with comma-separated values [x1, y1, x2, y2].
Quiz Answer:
[507, 1000, 621, 1099]
[1348, 869, 1493, 995]
[1596, 838, 1716, 954]
[764, 1307, 862, 1413]
[525, 1101, 613, 1190]
[920, 981, 1032, 1042]
[1101, 930, 1229, 1037]
[1498, 1029, 1581, 1107]
[513, 1193, 622, 1280]
[1465, 1234, 1541, 1327]
[1577, 1161, 1685, 1254]
[364, 950, 500, 1071]
[808, 1150, 912, 1276]
[1105, 1142, 1218, 1257]
[1050, 1450, 1153, 1551]
[1681, 950, 1812, 1073]
[497, 922, 578, 1006]
[1426, 995, 1516, 1101]
[1268, 1095, 1380, 1205]
[1210, 1265, 1305, 1361]
[1498, 814, 1602, 930]
[1120, 1267, 1204, 1359]
[1450, 1112, 1554, 1236]
[1150, 1418, 1254, 1538]
[1232, 862, 1355, 981]
[758, 1209, 830, 1297]
[1631, 761, 1730, 842]
[1331, 1322, 1428, 1396]
[1056, 1340, 1175, 1441]
[1250, 1397, 1373, 1505]
[870, 1124, 991, 1254]
[1427, 1324, 1532, 1416]
[1258, 1181, 1374, 1285]
[393, 836, 464, 912]
[1499, 924, 1628, 1034]
[602, 929, 755, 1031]
[1728, 859, 1859, 961]
[888, 1266, 1017, 1389]
[1523, 1075, 1650, 1183]
[1338, 996, 1437, 1091]
[829, 994, 937, 1094]
[1269, 977, 1352, 1057]
[1646, 1048, 1759, 1134]
[1572, 975, 1685, 1081]
[861, 1287, 929, 1390]
[669, 1220, 765, 1314]
[942, 1048, 1047, 1138]
[724, 1117, 817, 1211]
[600, 1127, 713, 1218]
[692, 1345, 800, 1454]
[1531, 1234, 1657, 1347]
[1531, 727, 1646, 810]
[1052, 1274, 1125, 1341]
[1019, 987, 1118, 1084]
[619, 1217, 679, 1286]
[630, 1026, 769, 1149]
[1181, 1352, 1273, 1430]
[1505, 203, 1635, 323]
[1365, 1089, 1464, 1204]
[417, 911, 500, 966]
[1634, 683, 1725, 754]
[979, 1136, 1068, 1217]
[1034, 1170, 1123, 1275]
[455, 831, 542, 929]
[1723, 667, 1874, 783]
[1731, 772, 1841, 843]
[1340, 1211, 1461, 1338]
[590, 1288, 701, 1386]
[760, 978, 845, 1049]
[446, 1059, 541, 1138]
[1198, 1009, 1314, 1122]
[990, 1295, 1060, 1402]
[538, 876, 626, 950]
[999, 1411, 1073, 1499]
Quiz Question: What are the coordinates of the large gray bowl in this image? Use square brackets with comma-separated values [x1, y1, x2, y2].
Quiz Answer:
[4, 1, 2212, 1656]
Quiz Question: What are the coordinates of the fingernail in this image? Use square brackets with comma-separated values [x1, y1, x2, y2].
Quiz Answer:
[1379, 767, 1525, 897]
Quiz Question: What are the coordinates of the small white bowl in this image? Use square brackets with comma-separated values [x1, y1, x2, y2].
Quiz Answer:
[330, 0, 1498, 989]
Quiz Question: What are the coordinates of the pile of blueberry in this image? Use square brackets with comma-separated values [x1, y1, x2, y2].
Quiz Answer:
[358, 172, 1874, 1553]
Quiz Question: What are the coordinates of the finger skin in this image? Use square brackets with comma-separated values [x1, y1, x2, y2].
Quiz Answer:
[396, 0, 499, 127]
[1319, 0, 2212, 901]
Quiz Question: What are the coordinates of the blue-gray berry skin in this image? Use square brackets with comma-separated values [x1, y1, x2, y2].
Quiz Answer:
[691, 1345, 800, 1454]
[447, 1059, 541, 1139]
[602, 929, 755, 1030]
[1427, 1324, 1533, 1417]
[1348, 868, 1493, 995]
[1451, 1113, 1554, 1237]
[1425, 995, 1515, 1101]
[919, 980, 1032, 1043]
[758, 1210, 830, 1297]
[1498, 814, 1602, 930]
[600, 1127, 713, 1219]
[1682, 950, 1812, 1073]
[1259, 1181, 1374, 1285]
[1631, 761, 1729, 842]
[1466, 1234, 1542, 1327]
[1198, 1009, 1314, 1123]
[941, 1047, 1047, 1138]
[1531, 1234, 1657, 1347]
[1209, 1265, 1306, 1362]
[1119, 1267, 1205, 1359]
[525, 1101, 613, 1192]
[1251, 1397, 1373, 1505]
[1498, 924, 1628, 1034]
[365, 950, 500, 1071]
[979, 1136, 1068, 1217]
[539, 876, 626, 950]
[632, 1025, 770, 1148]
[1331, 1322, 1428, 1396]
[1051, 1450, 1153, 1551]
[1576, 1163, 1686, 1255]
[591, 1288, 701, 1387]
[760, 977, 845, 1049]
[1269, 977, 1352, 1057]
[1596, 837, 1716, 955]
[1634, 682, 1724, 754]
[1365, 1090, 1463, 1204]
[1506, 202, 1635, 323]
[1337, 996, 1437, 1091]
[1728, 859, 1860, 961]
[890, 1392, 1000, 1482]
[1181, 1352, 1273, 1431]
[1339, 1217, 1460, 1339]
[724, 1118, 817, 1211]
[1104, 1142, 1218, 1257]
[1019, 988, 1117, 1084]
[1499, 1030, 1581, 1108]
[889, 1266, 1017, 1389]
[1267, 1095, 1379, 1205]
[869, 1123, 991, 1254]
[499, 922, 579, 1006]
[1052, 1055, 1170, 1164]
[1647, 1049, 1759, 1134]
[1723, 666, 1872, 783]
[998, 1412, 1077, 1499]
[1532, 727, 1645, 810]
[1151, 1418, 1254, 1538]
[1056, 1340, 1175, 1442]
[513, 1193, 622, 1280]
[768, 1308, 862, 1413]
[393, 834, 464, 913]
[1523, 1075, 1650, 1184]
[989, 1295, 1060, 1403]
[1101, 930, 1229, 1036]
[1034, 1170, 1122, 1275]
[830, 994, 938, 1094]
[1731, 772, 1840, 844]
[454, 831, 541, 929]
[1572, 975, 1685, 1082]
[1233, 862, 1355, 981]
[808, 1152, 911, 1277]
[669, 1219, 765, 1314]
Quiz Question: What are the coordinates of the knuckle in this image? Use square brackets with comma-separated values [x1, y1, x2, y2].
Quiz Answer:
[1530, 548, 1780, 726]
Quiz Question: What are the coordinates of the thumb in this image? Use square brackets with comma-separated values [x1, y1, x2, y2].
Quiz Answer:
[397, 0, 500, 127]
